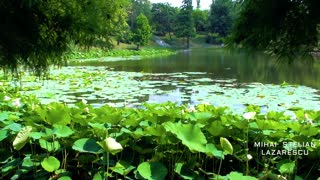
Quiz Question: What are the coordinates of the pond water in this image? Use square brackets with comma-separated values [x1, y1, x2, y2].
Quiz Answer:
[13, 48, 320, 115]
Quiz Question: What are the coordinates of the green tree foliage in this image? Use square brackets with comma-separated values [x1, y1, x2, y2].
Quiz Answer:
[132, 14, 152, 50]
[175, 0, 196, 49]
[113, 1, 132, 45]
[151, 3, 178, 37]
[229, 0, 320, 61]
[192, 9, 209, 33]
[128, 0, 152, 29]
[208, 0, 233, 38]
[196, 0, 201, 9]
[0, 0, 128, 77]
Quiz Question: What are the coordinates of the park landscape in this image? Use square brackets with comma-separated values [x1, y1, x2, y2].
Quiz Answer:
[0, 0, 320, 179]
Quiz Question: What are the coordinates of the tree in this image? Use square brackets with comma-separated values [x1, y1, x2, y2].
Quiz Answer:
[132, 14, 152, 50]
[208, 0, 233, 38]
[228, 0, 320, 61]
[0, 0, 128, 77]
[175, 0, 196, 49]
[196, 0, 201, 9]
[128, 0, 152, 29]
[151, 3, 178, 37]
[192, 9, 209, 33]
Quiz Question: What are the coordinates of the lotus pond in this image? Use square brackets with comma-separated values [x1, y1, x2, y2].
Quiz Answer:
[2, 48, 320, 115]
[0, 48, 320, 179]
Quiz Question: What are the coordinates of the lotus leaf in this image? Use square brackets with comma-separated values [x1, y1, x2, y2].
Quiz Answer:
[163, 122, 207, 153]
[72, 138, 102, 154]
[41, 156, 60, 172]
[136, 162, 168, 180]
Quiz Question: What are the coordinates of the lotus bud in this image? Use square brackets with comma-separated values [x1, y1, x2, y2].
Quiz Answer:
[243, 112, 256, 120]
[103, 137, 123, 155]
[247, 154, 253, 160]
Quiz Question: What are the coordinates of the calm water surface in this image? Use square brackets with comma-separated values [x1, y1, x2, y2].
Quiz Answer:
[72, 48, 320, 89]
[16, 48, 320, 114]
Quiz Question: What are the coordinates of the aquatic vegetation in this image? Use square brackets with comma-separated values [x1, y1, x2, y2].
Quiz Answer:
[0, 90, 319, 179]
[2, 66, 320, 116]
[65, 48, 176, 62]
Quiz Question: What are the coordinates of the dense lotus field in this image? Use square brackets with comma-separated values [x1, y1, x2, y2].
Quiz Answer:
[2, 66, 320, 116]
[0, 87, 319, 179]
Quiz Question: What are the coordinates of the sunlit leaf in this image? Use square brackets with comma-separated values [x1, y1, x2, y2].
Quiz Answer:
[41, 156, 60, 172]
[136, 162, 168, 180]
[228, 172, 257, 180]
[39, 139, 61, 152]
[53, 125, 74, 138]
[0, 130, 8, 142]
[277, 160, 296, 174]
[163, 122, 207, 153]
[72, 138, 102, 154]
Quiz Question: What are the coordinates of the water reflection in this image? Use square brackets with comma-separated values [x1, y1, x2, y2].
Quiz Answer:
[70, 48, 320, 89]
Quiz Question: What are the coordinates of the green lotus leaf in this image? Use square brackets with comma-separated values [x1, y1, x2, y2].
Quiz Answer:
[13, 126, 32, 150]
[0, 130, 8, 142]
[53, 125, 74, 138]
[163, 122, 207, 153]
[174, 163, 199, 180]
[277, 160, 296, 174]
[39, 139, 61, 152]
[72, 138, 102, 154]
[41, 156, 60, 172]
[110, 160, 135, 176]
[136, 162, 168, 180]
[228, 172, 257, 180]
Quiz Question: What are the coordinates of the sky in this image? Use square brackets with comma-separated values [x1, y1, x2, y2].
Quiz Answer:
[149, 0, 212, 10]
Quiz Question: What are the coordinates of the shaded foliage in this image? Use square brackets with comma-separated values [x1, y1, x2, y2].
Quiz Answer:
[0, 0, 127, 77]
[175, 0, 196, 49]
[151, 3, 178, 37]
[208, 0, 233, 37]
[228, 0, 320, 61]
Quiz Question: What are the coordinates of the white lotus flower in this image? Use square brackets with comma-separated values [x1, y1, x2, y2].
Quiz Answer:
[4, 96, 11, 101]
[12, 98, 21, 107]
[247, 154, 253, 160]
[104, 137, 123, 155]
[243, 112, 256, 120]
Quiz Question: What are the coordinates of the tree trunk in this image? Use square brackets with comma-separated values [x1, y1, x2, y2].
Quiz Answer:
[117, 40, 120, 46]
[136, 44, 140, 50]
[186, 36, 190, 49]
[169, 32, 172, 40]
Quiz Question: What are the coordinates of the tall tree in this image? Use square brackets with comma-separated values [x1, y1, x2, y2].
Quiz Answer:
[128, 0, 152, 29]
[229, 0, 320, 61]
[193, 9, 209, 33]
[196, 0, 201, 9]
[208, 0, 233, 38]
[132, 14, 152, 50]
[151, 3, 178, 37]
[0, 0, 128, 77]
[175, 0, 196, 49]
